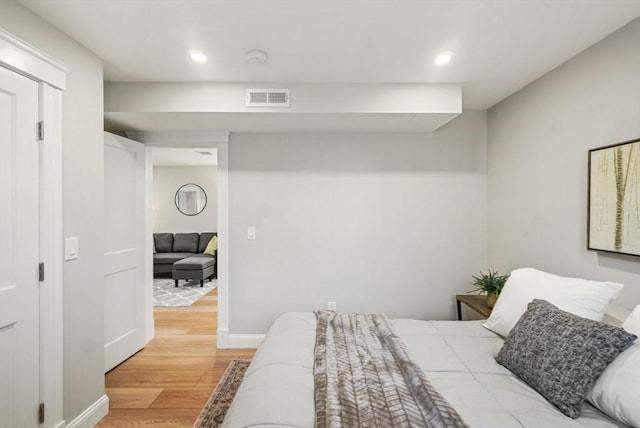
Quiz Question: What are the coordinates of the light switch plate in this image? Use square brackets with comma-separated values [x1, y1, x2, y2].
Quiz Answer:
[65, 237, 79, 261]
[247, 227, 256, 240]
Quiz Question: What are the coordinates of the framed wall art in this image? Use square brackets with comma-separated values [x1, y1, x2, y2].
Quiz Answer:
[588, 138, 640, 256]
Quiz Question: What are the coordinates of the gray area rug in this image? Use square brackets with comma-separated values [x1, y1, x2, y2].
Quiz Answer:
[153, 278, 217, 307]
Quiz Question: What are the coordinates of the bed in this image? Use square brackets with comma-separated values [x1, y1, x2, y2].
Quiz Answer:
[221, 269, 638, 428]
[222, 313, 629, 428]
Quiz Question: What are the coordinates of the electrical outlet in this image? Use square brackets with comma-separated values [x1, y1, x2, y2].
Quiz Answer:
[327, 301, 336, 311]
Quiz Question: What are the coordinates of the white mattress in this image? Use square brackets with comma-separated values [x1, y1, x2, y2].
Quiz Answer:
[221, 313, 628, 428]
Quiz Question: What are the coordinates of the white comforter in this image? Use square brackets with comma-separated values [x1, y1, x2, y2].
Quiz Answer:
[221, 313, 628, 428]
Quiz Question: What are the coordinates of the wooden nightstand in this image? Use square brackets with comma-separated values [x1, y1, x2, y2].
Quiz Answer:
[456, 294, 493, 320]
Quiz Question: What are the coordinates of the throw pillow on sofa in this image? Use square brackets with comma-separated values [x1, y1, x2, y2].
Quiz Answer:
[204, 236, 218, 256]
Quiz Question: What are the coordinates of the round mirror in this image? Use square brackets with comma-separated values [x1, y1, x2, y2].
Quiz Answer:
[175, 183, 207, 216]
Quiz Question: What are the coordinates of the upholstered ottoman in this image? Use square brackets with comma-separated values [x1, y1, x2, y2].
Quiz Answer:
[172, 254, 215, 287]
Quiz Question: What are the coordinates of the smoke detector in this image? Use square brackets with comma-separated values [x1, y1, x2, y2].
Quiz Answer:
[246, 49, 268, 64]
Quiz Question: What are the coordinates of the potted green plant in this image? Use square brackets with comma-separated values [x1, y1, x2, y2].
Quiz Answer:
[470, 270, 509, 308]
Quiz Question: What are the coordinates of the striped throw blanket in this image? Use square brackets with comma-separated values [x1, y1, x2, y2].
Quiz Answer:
[314, 311, 468, 428]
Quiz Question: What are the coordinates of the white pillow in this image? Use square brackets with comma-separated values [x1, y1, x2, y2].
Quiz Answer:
[622, 305, 640, 335]
[588, 305, 640, 427]
[483, 268, 623, 338]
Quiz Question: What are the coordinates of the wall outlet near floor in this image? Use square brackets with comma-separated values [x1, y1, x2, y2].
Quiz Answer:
[247, 226, 256, 240]
[327, 301, 337, 311]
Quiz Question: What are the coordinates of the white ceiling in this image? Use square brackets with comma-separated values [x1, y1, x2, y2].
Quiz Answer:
[19, 0, 640, 110]
[152, 147, 218, 166]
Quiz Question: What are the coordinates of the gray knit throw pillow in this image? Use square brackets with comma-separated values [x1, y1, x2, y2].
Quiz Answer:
[496, 299, 636, 419]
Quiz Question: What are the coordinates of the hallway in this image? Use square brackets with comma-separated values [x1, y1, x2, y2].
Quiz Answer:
[97, 289, 255, 427]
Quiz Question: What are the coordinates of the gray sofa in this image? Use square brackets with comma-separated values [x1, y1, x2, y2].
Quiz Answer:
[153, 232, 217, 279]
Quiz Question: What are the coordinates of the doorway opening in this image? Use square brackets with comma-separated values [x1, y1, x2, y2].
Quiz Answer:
[151, 147, 219, 308]
[98, 142, 243, 426]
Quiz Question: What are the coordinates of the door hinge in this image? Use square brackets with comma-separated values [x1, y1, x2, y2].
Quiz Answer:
[39, 403, 45, 423]
[39, 262, 45, 282]
[37, 121, 44, 141]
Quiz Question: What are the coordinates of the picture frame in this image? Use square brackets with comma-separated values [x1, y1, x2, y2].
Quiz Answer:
[588, 138, 640, 257]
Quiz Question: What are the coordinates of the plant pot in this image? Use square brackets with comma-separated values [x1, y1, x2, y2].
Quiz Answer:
[486, 293, 498, 308]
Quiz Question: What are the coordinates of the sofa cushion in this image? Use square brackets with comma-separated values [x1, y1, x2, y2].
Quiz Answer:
[174, 255, 215, 270]
[190, 253, 215, 260]
[153, 233, 174, 253]
[173, 265, 215, 280]
[173, 233, 199, 253]
[198, 232, 217, 253]
[153, 253, 195, 265]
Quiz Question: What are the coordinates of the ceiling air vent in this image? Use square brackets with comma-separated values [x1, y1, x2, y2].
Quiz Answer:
[245, 89, 290, 108]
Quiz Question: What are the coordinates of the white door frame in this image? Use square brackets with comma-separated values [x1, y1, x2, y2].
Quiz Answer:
[128, 131, 231, 348]
[216, 140, 230, 348]
[0, 28, 67, 427]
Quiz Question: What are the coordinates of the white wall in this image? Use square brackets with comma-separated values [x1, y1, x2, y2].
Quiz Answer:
[153, 166, 217, 233]
[488, 18, 640, 310]
[105, 82, 461, 113]
[229, 111, 488, 333]
[104, 82, 461, 133]
[0, 0, 105, 423]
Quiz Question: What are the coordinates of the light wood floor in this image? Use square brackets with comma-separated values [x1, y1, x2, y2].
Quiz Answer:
[96, 288, 255, 427]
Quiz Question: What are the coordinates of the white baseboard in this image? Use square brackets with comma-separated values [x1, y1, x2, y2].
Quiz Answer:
[228, 334, 265, 348]
[52, 421, 66, 428]
[217, 327, 229, 349]
[65, 394, 109, 428]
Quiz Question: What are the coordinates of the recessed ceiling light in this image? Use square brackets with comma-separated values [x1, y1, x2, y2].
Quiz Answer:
[434, 52, 453, 65]
[190, 51, 207, 63]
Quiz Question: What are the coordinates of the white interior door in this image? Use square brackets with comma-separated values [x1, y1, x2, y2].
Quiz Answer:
[104, 133, 148, 371]
[0, 67, 40, 426]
